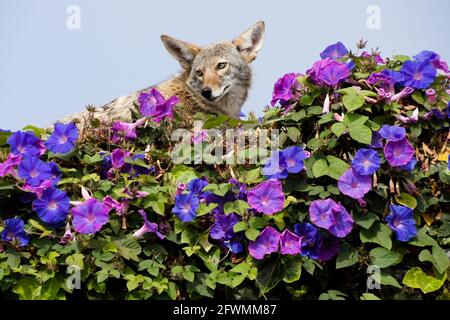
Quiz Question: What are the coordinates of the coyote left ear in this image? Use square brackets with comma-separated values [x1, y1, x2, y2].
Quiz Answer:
[232, 21, 265, 63]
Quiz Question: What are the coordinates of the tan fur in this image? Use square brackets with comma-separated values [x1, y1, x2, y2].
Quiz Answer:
[56, 21, 265, 128]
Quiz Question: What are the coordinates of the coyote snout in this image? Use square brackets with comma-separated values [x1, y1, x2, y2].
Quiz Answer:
[58, 21, 265, 126]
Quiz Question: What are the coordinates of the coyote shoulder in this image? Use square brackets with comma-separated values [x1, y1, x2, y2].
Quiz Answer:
[59, 21, 265, 126]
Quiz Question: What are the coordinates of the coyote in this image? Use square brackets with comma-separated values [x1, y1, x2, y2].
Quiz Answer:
[58, 21, 265, 126]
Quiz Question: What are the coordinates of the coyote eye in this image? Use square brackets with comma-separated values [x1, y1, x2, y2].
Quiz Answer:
[196, 70, 203, 77]
[217, 62, 227, 69]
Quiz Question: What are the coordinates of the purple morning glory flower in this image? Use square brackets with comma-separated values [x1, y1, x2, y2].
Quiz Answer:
[210, 213, 243, 253]
[282, 146, 307, 174]
[379, 125, 406, 141]
[328, 203, 354, 238]
[0, 153, 21, 178]
[122, 153, 155, 177]
[187, 178, 208, 196]
[401, 60, 437, 89]
[71, 198, 110, 234]
[320, 42, 348, 60]
[317, 235, 340, 262]
[279, 229, 302, 255]
[172, 193, 199, 222]
[262, 150, 288, 180]
[424, 108, 446, 120]
[398, 156, 417, 171]
[45, 123, 79, 154]
[133, 209, 165, 239]
[7, 131, 46, 158]
[385, 205, 417, 242]
[384, 138, 415, 167]
[138, 88, 179, 122]
[413, 50, 449, 73]
[18, 157, 52, 187]
[294, 223, 322, 259]
[1, 218, 29, 246]
[262, 146, 307, 179]
[48, 161, 62, 185]
[247, 180, 285, 215]
[229, 178, 247, 201]
[210, 213, 240, 241]
[352, 148, 381, 176]
[271, 73, 301, 106]
[293, 223, 341, 261]
[369, 131, 384, 149]
[110, 149, 130, 170]
[309, 198, 337, 229]
[338, 168, 372, 200]
[307, 58, 350, 87]
[248, 226, 281, 260]
[32, 187, 70, 226]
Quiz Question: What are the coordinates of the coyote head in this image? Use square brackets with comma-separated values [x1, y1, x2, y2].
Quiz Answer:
[160, 21, 265, 108]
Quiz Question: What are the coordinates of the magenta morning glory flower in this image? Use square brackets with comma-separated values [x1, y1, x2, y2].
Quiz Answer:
[379, 125, 406, 141]
[133, 209, 165, 239]
[110, 148, 130, 170]
[309, 198, 353, 238]
[390, 86, 414, 103]
[247, 179, 285, 215]
[328, 203, 354, 238]
[7, 131, 46, 158]
[248, 226, 281, 260]
[307, 58, 350, 87]
[0, 153, 21, 178]
[384, 138, 415, 167]
[338, 168, 372, 199]
[271, 73, 301, 106]
[309, 198, 337, 229]
[71, 198, 111, 234]
[1, 218, 30, 246]
[18, 157, 52, 187]
[32, 187, 70, 227]
[111, 117, 146, 144]
[320, 42, 348, 60]
[385, 205, 417, 242]
[45, 122, 79, 154]
[361, 51, 384, 64]
[172, 193, 199, 222]
[352, 148, 381, 176]
[103, 196, 128, 216]
[401, 60, 437, 89]
[413, 50, 449, 73]
[138, 88, 179, 122]
[279, 229, 302, 255]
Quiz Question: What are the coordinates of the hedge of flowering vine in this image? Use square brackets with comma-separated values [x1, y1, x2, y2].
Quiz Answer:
[0, 41, 449, 300]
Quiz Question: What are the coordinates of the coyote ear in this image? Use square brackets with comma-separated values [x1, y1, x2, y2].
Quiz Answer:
[160, 35, 200, 69]
[232, 21, 265, 63]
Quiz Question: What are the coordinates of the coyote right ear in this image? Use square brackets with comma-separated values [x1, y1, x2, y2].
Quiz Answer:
[160, 35, 200, 69]
[233, 21, 265, 63]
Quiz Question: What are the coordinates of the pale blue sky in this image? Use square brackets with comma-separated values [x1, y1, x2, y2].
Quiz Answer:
[0, 0, 449, 130]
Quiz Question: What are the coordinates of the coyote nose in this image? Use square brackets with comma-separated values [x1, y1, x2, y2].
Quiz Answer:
[201, 87, 212, 99]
